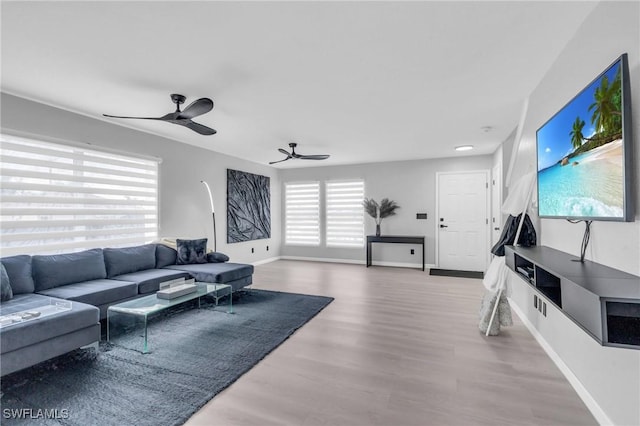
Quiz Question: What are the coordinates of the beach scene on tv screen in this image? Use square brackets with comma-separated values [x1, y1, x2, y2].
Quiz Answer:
[537, 59, 624, 218]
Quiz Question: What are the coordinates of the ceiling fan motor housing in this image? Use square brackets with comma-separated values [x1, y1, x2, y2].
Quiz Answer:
[171, 94, 186, 105]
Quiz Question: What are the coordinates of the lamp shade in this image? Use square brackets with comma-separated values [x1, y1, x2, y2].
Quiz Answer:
[200, 180, 215, 213]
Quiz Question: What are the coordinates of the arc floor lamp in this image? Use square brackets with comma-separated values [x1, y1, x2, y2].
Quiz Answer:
[200, 180, 216, 252]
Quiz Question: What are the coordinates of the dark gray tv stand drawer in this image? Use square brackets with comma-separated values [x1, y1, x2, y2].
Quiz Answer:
[505, 245, 640, 349]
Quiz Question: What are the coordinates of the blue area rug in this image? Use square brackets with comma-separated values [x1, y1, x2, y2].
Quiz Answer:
[0, 290, 333, 426]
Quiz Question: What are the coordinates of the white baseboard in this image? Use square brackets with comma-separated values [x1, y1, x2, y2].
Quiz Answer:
[370, 260, 435, 269]
[509, 299, 611, 426]
[279, 256, 434, 270]
[280, 255, 363, 265]
[251, 256, 281, 266]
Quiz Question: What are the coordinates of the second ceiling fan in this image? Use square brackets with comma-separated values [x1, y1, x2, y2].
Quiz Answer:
[270, 143, 330, 165]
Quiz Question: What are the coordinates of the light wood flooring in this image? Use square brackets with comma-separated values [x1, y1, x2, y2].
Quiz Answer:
[186, 260, 596, 426]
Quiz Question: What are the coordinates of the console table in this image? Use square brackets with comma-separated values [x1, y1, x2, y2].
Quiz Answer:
[366, 235, 425, 271]
[505, 245, 640, 349]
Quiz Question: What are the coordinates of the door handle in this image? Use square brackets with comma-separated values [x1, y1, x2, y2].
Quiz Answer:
[440, 224, 448, 228]
[494, 227, 500, 231]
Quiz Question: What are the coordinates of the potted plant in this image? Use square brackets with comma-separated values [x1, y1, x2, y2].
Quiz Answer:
[363, 198, 400, 236]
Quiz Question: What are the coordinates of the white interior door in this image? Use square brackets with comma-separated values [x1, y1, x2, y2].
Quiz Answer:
[436, 171, 489, 272]
[491, 162, 503, 247]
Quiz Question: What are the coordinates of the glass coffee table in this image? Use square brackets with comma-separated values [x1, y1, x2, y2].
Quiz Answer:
[107, 282, 232, 353]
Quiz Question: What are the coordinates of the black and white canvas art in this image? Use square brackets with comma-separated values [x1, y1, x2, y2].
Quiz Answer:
[227, 169, 271, 243]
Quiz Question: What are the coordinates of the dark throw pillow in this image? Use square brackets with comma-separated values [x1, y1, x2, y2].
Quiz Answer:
[1, 263, 14, 302]
[176, 238, 208, 265]
[207, 252, 230, 263]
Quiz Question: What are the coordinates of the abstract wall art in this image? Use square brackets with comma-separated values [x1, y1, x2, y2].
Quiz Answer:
[227, 169, 271, 243]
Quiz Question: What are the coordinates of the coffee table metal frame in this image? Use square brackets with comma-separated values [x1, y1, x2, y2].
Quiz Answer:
[107, 282, 232, 353]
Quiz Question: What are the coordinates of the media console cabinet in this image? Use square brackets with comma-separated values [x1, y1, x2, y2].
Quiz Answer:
[505, 245, 640, 349]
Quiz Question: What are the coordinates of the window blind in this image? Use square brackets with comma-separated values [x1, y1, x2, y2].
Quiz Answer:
[0, 134, 159, 256]
[285, 182, 320, 246]
[325, 180, 364, 247]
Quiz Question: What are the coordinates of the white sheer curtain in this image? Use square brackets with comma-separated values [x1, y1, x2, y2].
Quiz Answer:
[284, 181, 320, 246]
[0, 134, 159, 256]
[325, 180, 364, 248]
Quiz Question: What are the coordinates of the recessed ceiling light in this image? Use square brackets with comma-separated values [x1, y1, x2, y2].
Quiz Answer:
[455, 145, 474, 152]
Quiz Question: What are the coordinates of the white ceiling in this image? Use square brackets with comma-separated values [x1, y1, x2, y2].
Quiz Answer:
[1, 1, 598, 168]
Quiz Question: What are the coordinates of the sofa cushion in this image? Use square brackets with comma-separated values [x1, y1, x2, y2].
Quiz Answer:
[113, 269, 191, 295]
[0, 293, 99, 354]
[36, 279, 137, 307]
[207, 252, 230, 263]
[104, 244, 156, 278]
[156, 244, 178, 268]
[32, 249, 107, 291]
[0, 255, 35, 295]
[1, 263, 13, 302]
[165, 262, 253, 283]
[176, 238, 208, 265]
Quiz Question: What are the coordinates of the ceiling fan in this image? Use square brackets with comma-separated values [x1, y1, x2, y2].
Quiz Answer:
[269, 143, 330, 165]
[103, 94, 216, 135]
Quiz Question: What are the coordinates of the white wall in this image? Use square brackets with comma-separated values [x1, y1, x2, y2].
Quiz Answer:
[505, 2, 640, 425]
[1, 93, 281, 264]
[499, 128, 516, 192]
[280, 155, 493, 266]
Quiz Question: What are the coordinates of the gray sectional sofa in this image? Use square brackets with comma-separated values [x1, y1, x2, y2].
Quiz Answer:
[0, 243, 253, 376]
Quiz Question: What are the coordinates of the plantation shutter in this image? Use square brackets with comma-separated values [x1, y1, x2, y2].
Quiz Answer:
[0, 134, 159, 256]
[325, 180, 365, 247]
[285, 182, 320, 246]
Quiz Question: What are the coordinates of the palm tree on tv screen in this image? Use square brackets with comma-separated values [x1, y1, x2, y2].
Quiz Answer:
[609, 67, 623, 133]
[569, 116, 586, 150]
[588, 69, 622, 138]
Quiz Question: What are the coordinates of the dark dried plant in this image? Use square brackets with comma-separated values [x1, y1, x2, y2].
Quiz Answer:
[378, 198, 400, 218]
[362, 198, 379, 219]
[362, 198, 400, 222]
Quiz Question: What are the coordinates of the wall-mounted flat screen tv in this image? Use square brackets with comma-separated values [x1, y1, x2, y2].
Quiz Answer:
[536, 53, 634, 221]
